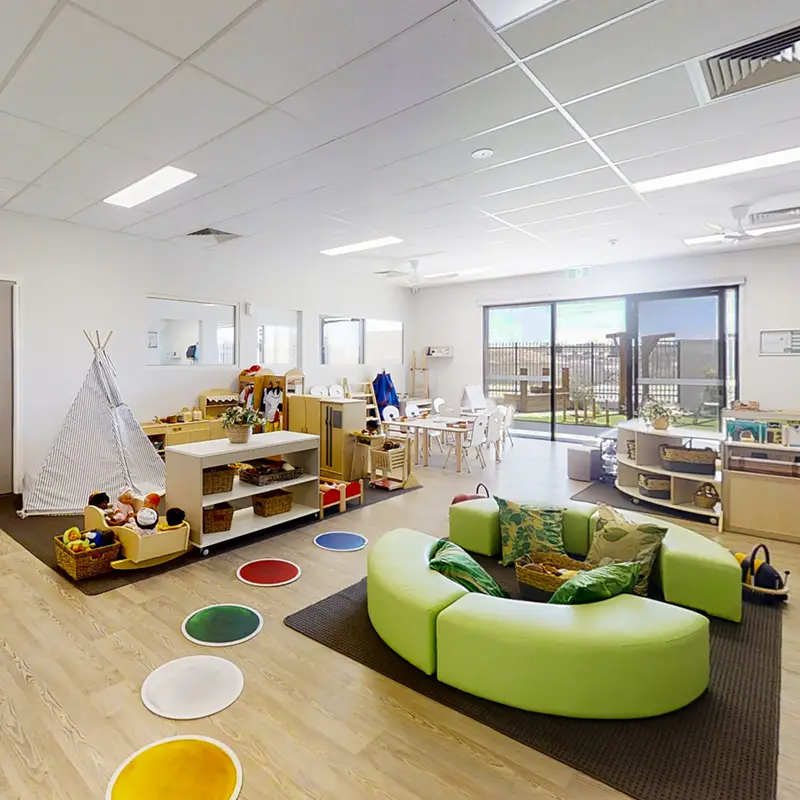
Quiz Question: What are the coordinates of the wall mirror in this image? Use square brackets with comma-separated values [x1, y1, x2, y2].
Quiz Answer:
[146, 298, 236, 366]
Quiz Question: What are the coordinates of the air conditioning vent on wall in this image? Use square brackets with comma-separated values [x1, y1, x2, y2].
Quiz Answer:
[694, 24, 800, 101]
[186, 227, 241, 244]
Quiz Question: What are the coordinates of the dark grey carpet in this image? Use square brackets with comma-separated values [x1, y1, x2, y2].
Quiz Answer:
[0, 485, 420, 596]
[285, 562, 782, 800]
[571, 480, 716, 524]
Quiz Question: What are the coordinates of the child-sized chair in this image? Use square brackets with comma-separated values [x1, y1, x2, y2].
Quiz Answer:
[84, 506, 190, 570]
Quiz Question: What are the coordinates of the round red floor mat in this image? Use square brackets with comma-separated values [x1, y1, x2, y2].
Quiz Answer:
[236, 558, 301, 587]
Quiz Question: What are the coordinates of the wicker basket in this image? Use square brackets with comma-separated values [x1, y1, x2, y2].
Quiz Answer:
[239, 459, 304, 486]
[202, 465, 235, 495]
[253, 489, 293, 518]
[659, 444, 717, 475]
[638, 472, 671, 499]
[203, 502, 234, 533]
[54, 535, 121, 581]
[515, 552, 591, 600]
[227, 424, 252, 444]
[693, 482, 720, 509]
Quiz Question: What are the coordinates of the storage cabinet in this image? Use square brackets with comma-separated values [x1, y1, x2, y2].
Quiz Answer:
[141, 419, 229, 454]
[287, 396, 366, 481]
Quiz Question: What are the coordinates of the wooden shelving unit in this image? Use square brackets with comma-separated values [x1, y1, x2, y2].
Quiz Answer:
[615, 420, 723, 524]
[165, 431, 320, 553]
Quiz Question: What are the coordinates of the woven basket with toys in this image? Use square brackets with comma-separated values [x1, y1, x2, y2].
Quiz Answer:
[54, 527, 121, 581]
[515, 552, 592, 601]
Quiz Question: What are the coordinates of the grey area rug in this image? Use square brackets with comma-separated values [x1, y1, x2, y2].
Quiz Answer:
[285, 564, 782, 800]
[0, 485, 420, 596]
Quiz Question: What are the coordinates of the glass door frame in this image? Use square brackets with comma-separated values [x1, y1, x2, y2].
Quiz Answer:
[483, 285, 739, 441]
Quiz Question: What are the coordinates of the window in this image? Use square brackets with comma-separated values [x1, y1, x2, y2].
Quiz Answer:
[217, 325, 235, 364]
[255, 309, 300, 369]
[365, 319, 403, 365]
[320, 316, 404, 365]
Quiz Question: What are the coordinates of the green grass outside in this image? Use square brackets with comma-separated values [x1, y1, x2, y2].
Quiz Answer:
[514, 411, 718, 431]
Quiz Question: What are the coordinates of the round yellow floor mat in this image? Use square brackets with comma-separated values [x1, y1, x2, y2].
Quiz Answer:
[106, 736, 241, 799]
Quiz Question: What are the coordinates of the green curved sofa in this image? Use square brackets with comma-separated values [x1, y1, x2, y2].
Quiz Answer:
[449, 498, 742, 623]
[367, 528, 710, 719]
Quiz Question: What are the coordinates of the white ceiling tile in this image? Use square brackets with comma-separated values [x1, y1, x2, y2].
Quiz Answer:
[0, 6, 177, 135]
[278, 1, 512, 137]
[68, 202, 151, 231]
[435, 142, 607, 200]
[332, 185, 459, 228]
[0, 178, 26, 205]
[341, 67, 551, 166]
[499, 186, 640, 225]
[478, 168, 625, 213]
[73, 0, 259, 58]
[597, 79, 800, 163]
[193, 0, 453, 103]
[5, 184, 92, 219]
[0, 0, 59, 83]
[527, 0, 800, 101]
[122, 214, 196, 240]
[36, 140, 160, 200]
[175, 108, 333, 183]
[567, 67, 700, 137]
[134, 175, 222, 215]
[618, 117, 800, 184]
[395, 110, 580, 185]
[527, 203, 651, 233]
[503, 0, 652, 58]
[0, 111, 82, 183]
[92, 66, 264, 162]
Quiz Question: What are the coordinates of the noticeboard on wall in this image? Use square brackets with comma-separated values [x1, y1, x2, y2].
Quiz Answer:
[760, 330, 800, 356]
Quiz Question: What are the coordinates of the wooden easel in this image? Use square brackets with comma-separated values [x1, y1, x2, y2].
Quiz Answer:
[409, 351, 429, 399]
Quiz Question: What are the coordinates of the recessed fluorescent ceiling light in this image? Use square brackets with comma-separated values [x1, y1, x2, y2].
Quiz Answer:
[684, 234, 728, 245]
[320, 236, 402, 256]
[473, 0, 559, 27]
[104, 166, 197, 208]
[748, 221, 800, 236]
[634, 146, 800, 193]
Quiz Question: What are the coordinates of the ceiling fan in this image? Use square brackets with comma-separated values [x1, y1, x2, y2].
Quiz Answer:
[692, 202, 800, 246]
[704, 206, 755, 244]
[374, 259, 464, 286]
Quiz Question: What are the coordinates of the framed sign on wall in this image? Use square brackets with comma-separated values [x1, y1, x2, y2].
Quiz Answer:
[760, 330, 800, 356]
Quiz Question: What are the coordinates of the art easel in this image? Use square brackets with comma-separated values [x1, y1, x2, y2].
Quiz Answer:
[409, 350, 429, 399]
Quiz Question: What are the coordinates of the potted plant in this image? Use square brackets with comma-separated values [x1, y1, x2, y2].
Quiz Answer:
[220, 406, 265, 444]
[638, 399, 680, 430]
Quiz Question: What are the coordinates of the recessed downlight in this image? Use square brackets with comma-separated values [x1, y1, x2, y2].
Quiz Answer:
[320, 236, 402, 256]
[471, 148, 495, 160]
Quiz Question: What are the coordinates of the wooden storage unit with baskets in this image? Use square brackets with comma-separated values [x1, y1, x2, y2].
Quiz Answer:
[515, 553, 591, 601]
[253, 489, 293, 518]
[239, 459, 304, 487]
[615, 420, 723, 525]
[54, 535, 121, 580]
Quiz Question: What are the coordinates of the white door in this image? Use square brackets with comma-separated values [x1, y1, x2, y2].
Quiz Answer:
[0, 282, 12, 494]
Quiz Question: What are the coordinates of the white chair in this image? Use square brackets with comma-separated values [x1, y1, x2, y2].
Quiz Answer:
[383, 405, 400, 422]
[328, 383, 345, 398]
[444, 414, 489, 473]
[485, 397, 497, 412]
[486, 410, 504, 463]
[502, 403, 516, 449]
[432, 397, 446, 414]
[309, 385, 329, 397]
[406, 403, 422, 418]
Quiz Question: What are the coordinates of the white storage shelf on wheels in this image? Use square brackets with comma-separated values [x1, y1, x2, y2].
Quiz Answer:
[166, 431, 320, 553]
[615, 420, 723, 524]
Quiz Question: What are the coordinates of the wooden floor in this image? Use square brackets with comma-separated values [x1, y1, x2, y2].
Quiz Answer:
[0, 437, 797, 799]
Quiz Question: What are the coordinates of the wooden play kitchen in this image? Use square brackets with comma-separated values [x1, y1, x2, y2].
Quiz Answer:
[615, 419, 723, 525]
[165, 431, 320, 555]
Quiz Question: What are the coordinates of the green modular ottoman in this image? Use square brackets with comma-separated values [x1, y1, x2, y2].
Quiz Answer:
[436, 592, 710, 719]
[367, 528, 466, 675]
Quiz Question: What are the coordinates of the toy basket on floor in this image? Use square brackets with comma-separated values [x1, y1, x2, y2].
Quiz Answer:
[253, 489, 293, 518]
[239, 459, 304, 487]
[203, 502, 234, 533]
[202, 465, 235, 495]
[54, 535, 121, 581]
[515, 552, 591, 601]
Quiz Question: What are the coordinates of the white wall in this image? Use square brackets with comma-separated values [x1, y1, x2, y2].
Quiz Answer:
[410, 244, 800, 411]
[0, 211, 410, 482]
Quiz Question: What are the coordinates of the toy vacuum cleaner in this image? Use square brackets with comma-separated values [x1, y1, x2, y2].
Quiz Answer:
[732, 544, 790, 603]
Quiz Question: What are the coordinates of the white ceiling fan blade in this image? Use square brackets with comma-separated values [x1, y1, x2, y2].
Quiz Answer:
[374, 269, 408, 277]
[421, 271, 460, 281]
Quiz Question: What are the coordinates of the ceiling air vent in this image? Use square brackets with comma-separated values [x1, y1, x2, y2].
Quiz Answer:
[186, 227, 241, 244]
[696, 25, 800, 101]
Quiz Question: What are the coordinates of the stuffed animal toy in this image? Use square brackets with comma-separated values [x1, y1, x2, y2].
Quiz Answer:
[143, 493, 162, 511]
[62, 527, 83, 545]
[129, 507, 159, 537]
[87, 492, 110, 510]
[84, 529, 114, 548]
[110, 490, 136, 524]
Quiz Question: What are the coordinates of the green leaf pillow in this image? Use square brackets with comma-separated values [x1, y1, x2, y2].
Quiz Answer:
[586, 505, 667, 596]
[429, 539, 507, 598]
[495, 497, 566, 566]
[549, 562, 641, 605]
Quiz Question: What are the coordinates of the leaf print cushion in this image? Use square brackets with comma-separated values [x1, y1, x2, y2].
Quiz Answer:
[429, 539, 508, 597]
[586, 504, 667, 595]
[549, 562, 641, 605]
[495, 497, 566, 566]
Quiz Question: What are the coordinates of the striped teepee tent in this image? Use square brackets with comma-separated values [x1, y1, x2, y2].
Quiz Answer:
[21, 331, 165, 516]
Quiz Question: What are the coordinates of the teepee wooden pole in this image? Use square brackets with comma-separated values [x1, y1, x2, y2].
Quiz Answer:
[83, 330, 98, 352]
[102, 331, 113, 349]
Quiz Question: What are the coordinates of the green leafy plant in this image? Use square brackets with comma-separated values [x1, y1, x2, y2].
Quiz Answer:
[220, 405, 265, 429]
[638, 399, 682, 425]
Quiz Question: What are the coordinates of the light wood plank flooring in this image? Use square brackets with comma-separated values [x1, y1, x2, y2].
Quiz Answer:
[0, 438, 796, 799]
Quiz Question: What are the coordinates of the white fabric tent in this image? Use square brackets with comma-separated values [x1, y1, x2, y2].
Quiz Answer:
[21, 332, 165, 516]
